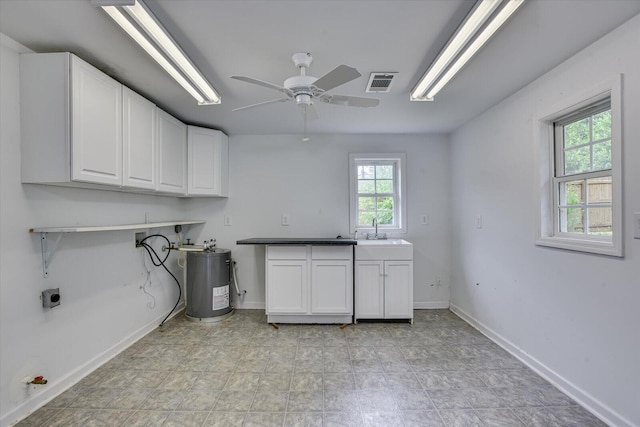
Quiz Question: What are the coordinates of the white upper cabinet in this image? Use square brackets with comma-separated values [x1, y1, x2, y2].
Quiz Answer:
[187, 126, 229, 197]
[122, 87, 156, 190]
[157, 109, 188, 195]
[20, 52, 226, 198]
[21, 53, 123, 187]
[70, 55, 123, 185]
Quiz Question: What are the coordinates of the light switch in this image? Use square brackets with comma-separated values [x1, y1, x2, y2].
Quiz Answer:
[476, 215, 483, 229]
[421, 214, 429, 225]
[282, 213, 290, 226]
[634, 212, 640, 239]
[224, 215, 232, 226]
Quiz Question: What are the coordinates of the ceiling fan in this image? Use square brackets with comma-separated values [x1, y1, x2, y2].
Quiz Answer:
[230, 52, 380, 120]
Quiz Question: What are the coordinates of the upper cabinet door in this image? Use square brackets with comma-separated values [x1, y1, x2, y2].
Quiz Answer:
[187, 126, 229, 197]
[70, 55, 123, 186]
[122, 87, 156, 190]
[157, 109, 187, 194]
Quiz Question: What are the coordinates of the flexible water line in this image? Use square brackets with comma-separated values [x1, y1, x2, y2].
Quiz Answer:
[231, 260, 246, 297]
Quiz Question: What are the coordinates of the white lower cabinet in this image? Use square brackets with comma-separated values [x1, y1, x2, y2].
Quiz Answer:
[355, 241, 414, 323]
[266, 245, 353, 323]
[311, 260, 352, 314]
[267, 259, 308, 314]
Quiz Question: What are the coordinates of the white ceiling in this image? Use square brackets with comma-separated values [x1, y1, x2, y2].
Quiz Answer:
[1, 0, 639, 136]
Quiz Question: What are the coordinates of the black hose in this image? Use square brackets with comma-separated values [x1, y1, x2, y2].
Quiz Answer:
[139, 234, 181, 327]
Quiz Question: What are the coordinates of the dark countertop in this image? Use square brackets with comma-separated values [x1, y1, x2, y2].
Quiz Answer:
[236, 237, 357, 246]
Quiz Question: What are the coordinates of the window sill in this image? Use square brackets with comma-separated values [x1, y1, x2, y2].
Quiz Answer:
[536, 235, 622, 257]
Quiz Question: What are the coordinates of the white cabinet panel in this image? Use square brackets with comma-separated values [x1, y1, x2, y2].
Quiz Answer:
[267, 260, 308, 314]
[311, 261, 352, 314]
[21, 52, 125, 187]
[187, 126, 228, 196]
[384, 261, 413, 319]
[70, 55, 122, 185]
[122, 87, 156, 190]
[354, 261, 384, 319]
[157, 109, 187, 194]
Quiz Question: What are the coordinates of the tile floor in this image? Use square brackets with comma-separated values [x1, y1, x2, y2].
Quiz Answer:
[17, 309, 606, 426]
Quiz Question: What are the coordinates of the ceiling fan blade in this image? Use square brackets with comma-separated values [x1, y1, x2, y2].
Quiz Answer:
[230, 75, 291, 95]
[299, 103, 319, 121]
[232, 98, 290, 112]
[312, 65, 361, 92]
[319, 94, 380, 108]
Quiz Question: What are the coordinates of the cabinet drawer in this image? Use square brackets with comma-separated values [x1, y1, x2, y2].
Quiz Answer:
[267, 245, 307, 260]
[312, 246, 352, 260]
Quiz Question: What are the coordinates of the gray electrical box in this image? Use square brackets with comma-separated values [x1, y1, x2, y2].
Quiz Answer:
[42, 288, 60, 308]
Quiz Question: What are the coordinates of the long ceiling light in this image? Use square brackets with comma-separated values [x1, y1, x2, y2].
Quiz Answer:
[410, 0, 525, 101]
[92, 0, 221, 105]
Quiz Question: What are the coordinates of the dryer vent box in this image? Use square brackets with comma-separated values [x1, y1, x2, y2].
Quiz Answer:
[42, 288, 60, 308]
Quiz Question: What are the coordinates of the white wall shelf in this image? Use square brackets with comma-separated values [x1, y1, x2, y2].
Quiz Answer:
[29, 220, 204, 234]
[29, 220, 205, 277]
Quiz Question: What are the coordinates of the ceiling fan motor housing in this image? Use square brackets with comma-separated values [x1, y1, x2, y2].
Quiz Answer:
[284, 75, 318, 106]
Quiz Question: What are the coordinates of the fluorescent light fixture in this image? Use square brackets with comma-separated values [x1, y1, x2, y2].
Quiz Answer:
[410, 0, 525, 101]
[93, 0, 220, 105]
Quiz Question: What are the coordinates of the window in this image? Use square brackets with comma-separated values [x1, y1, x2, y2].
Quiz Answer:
[555, 103, 612, 236]
[535, 75, 622, 256]
[349, 153, 406, 234]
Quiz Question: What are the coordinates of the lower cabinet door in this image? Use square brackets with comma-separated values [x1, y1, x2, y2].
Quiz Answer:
[355, 261, 384, 319]
[384, 260, 413, 319]
[267, 260, 308, 314]
[311, 261, 352, 314]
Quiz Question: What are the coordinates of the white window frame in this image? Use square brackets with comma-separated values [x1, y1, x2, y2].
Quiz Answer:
[349, 153, 407, 234]
[534, 75, 623, 257]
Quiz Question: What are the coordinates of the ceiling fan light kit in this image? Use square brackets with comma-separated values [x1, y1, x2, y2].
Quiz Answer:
[92, 0, 221, 105]
[410, 0, 525, 101]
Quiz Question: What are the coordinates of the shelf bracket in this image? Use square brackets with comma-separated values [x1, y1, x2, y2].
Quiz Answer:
[40, 232, 62, 278]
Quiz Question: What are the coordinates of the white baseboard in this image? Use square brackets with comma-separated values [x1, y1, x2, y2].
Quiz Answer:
[2, 305, 185, 427]
[449, 303, 633, 427]
[413, 301, 450, 309]
[234, 301, 265, 310]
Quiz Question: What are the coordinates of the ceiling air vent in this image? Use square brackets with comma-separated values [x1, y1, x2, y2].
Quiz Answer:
[365, 72, 397, 93]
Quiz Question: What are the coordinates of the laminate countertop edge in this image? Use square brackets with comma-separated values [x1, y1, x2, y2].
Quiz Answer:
[236, 238, 357, 246]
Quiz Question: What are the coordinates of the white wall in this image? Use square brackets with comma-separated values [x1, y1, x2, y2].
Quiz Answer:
[0, 36, 190, 426]
[449, 14, 640, 427]
[1, 35, 452, 425]
[186, 134, 452, 310]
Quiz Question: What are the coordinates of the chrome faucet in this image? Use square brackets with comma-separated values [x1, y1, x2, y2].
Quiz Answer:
[372, 217, 378, 235]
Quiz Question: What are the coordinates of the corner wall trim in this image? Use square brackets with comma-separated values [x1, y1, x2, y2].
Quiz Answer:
[449, 303, 634, 427]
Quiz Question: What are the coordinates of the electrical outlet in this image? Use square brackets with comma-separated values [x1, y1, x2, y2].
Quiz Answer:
[421, 214, 429, 225]
[282, 213, 290, 226]
[135, 232, 146, 247]
[634, 212, 640, 239]
[476, 215, 483, 229]
[224, 215, 233, 226]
